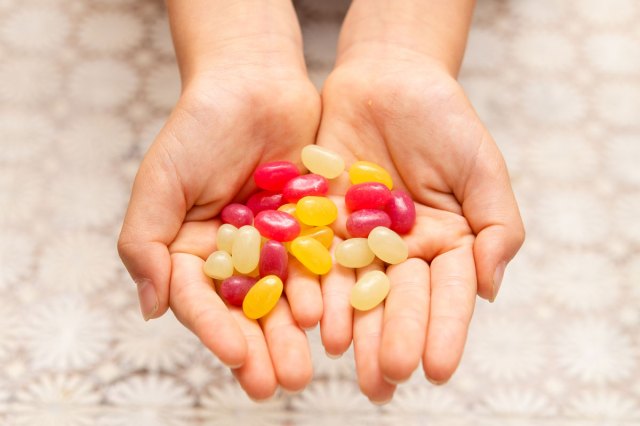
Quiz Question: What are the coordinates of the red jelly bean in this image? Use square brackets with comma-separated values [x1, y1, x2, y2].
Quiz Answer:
[385, 190, 416, 235]
[254, 210, 301, 241]
[253, 161, 300, 191]
[345, 182, 393, 212]
[346, 209, 392, 238]
[221, 203, 254, 227]
[259, 240, 288, 281]
[282, 174, 329, 203]
[220, 276, 257, 307]
[246, 191, 285, 215]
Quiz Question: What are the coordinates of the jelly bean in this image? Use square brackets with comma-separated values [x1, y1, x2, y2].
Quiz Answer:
[296, 196, 338, 226]
[243, 275, 283, 319]
[385, 190, 416, 234]
[246, 191, 284, 215]
[290, 236, 332, 275]
[254, 210, 301, 242]
[221, 203, 254, 227]
[349, 161, 393, 189]
[253, 161, 300, 191]
[203, 251, 234, 280]
[335, 238, 375, 269]
[300, 226, 334, 249]
[345, 182, 393, 211]
[216, 224, 237, 254]
[232, 225, 261, 273]
[301, 145, 345, 179]
[220, 276, 257, 307]
[278, 203, 311, 230]
[346, 209, 391, 238]
[350, 270, 391, 311]
[259, 240, 288, 281]
[368, 226, 408, 264]
[283, 174, 329, 202]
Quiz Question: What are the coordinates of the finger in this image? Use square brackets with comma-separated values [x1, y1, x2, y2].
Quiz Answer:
[260, 298, 313, 392]
[230, 310, 278, 400]
[118, 142, 187, 320]
[285, 258, 323, 330]
[168, 219, 219, 259]
[380, 258, 430, 384]
[320, 236, 355, 356]
[353, 261, 396, 403]
[423, 245, 476, 384]
[169, 252, 247, 368]
[461, 138, 525, 301]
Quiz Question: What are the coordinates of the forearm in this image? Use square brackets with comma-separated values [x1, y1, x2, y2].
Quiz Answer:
[167, 0, 306, 83]
[337, 0, 475, 75]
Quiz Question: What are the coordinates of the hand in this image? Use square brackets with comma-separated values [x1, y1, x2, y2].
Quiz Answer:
[318, 54, 525, 402]
[118, 0, 323, 398]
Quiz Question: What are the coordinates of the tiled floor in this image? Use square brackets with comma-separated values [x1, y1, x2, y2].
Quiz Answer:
[1, 0, 639, 424]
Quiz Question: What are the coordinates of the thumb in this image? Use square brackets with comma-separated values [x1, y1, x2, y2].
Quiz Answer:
[462, 138, 525, 302]
[118, 140, 186, 320]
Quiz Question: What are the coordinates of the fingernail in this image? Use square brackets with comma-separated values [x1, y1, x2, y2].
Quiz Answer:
[325, 351, 343, 359]
[136, 279, 158, 321]
[426, 376, 448, 386]
[369, 396, 393, 406]
[491, 262, 507, 303]
[282, 388, 304, 396]
[302, 323, 318, 331]
[383, 374, 408, 385]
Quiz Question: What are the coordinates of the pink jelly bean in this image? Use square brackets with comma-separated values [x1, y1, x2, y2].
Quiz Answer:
[254, 210, 301, 241]
[282, 174, 329, 203]
[345, 182, 393, 212]
[246, 191, 285, 215]
[385, 190, 416, 234]
[220, 276, 257, 307]
[253, 161, 300, 191]
[346, 209, 392, 238]
[259, 240, 288, 281]
[221, 203, 254, 227]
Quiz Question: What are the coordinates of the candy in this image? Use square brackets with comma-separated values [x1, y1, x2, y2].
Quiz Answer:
[216, 223, 237, 254]
[253, 161, 300, 191]
[346, 209, 392, 238]
[385, 190, 416, 234]
[350, 270, 390, 311]
[220, 276, 257, 307]
[301, 145, 345, 179]
[349, 161, 393, 189]
[283, 174, 329, 202]
[345, 182, 392, 211]
[254, 210, 301, 242]
[221, 203, 254, 228]
[259, 240, 288, 281]
[290, 236, 332, 275]
[296, 196, 338, 226]
[246, 191, 284, 215]
[203, 251, 234, 280]
[335, 238, 375, 269]
[232, 225, 261, 274]
[300, 226, 334, 249]
[368, 226, 408, 265]
[243, 275, 283, 319]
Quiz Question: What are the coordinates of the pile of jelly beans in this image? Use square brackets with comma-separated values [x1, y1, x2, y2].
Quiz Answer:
[203, 145, 416, 319]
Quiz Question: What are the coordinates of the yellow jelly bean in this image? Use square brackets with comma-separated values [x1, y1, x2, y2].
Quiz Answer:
[278, 203, 311, 230]
[350, 270, 391, 311]
[243, 275, 283, 319]
[335, 238, 375, 268]
[216, 224, 237, 254]
[203, 251, 234, 280]
[300, 226, 334, 249]
[232, 225, 261, 274]
[290, 236, 332, 275]
[301, 145, 345, 179]
[349, 161, 393, 189]
[296, 196, 337, 226]
[368, 226, 408, 265]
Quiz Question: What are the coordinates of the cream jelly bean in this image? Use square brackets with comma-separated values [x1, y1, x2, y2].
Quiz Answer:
[216, 224, 237, 254]
[350, 270, 391, 311]
[232, 225, 261, 274]
[335, 238, 375, 269]
[203, 250, 234, 280]
[301, 145, 345, 179]
[368, 226, 408, 265]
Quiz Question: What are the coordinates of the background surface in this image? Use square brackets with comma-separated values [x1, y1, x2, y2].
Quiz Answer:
[1, 0, 639, 424]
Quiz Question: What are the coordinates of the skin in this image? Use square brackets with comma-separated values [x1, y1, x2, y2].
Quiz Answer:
[118, 0, 525, 402]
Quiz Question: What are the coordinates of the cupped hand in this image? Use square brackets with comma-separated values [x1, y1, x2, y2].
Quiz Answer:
[317, 53, 525, 402]
[118, 69, 322, 399]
